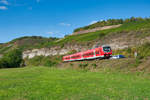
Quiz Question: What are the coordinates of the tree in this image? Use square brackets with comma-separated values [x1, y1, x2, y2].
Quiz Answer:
[0, 49, 23, 68]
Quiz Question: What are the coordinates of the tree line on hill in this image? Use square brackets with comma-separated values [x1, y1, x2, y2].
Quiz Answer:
[74, 17, 150, 32]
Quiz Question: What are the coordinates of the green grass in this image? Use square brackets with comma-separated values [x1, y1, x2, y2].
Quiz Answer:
[0, 67, 150, 100]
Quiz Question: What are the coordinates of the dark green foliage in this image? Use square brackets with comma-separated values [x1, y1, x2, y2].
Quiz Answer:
[0, 49, 23, 68]
[127, 48, 132, 54]
[79, 63, 88, 69]
[0, 59, 5, 68]
[70, 63, 73, 67]
[42, 58, 57, 67]
[92, 63, 97, 68]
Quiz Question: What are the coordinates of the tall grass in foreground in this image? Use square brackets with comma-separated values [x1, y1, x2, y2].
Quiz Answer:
[0, 67, 150, 100]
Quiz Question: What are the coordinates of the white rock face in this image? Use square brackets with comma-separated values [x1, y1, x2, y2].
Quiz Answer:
[23, 47, 71, 59]
[22, 43, 125, 59]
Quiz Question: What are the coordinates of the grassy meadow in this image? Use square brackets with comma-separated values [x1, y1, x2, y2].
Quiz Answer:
[0, 66, 150, 100]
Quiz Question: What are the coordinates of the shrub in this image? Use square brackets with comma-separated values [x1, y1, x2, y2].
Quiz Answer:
[42, 58, 57, 67]
[0, 49, 23, 68]
[70, 63, 73, 67]
[26, 56, 43, 66]
[25, 56, 59, 67]
[92, 63, 97, 68]
[79, 63, 88, 69]
[0, 59, 5, 68]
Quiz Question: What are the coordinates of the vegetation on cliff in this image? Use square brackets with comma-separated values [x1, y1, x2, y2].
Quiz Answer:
[57, 17, 150, 45]
[74, 17, 149, 32]
[0, 36, 58, 54]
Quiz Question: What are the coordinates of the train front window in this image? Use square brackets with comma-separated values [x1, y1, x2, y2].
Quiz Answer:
[103, 47, 111, 52]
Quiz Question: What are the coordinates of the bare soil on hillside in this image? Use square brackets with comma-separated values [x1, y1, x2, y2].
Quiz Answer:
[73, 24, 122, 35]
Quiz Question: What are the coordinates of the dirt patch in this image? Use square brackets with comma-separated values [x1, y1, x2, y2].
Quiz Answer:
[72, 24, 122, 35]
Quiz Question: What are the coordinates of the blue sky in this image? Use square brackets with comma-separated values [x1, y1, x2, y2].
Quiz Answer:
[0, 0, 150, 43]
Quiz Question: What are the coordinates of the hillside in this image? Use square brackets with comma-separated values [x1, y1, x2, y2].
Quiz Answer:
[0, 36, 58, 54]
[1, 17, 150, 63]
[72, 24, 122, 35]
[57, 18, 150, 46]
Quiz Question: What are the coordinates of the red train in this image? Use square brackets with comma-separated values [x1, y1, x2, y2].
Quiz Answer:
[63, 45, 112, 62]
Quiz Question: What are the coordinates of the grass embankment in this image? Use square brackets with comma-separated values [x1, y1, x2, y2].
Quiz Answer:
[0, 67, 150, 100]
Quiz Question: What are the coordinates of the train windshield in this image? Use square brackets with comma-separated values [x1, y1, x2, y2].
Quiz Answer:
[103, 46, 111, 52]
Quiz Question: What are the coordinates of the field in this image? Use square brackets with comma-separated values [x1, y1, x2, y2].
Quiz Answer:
[0, 67, 150, 100]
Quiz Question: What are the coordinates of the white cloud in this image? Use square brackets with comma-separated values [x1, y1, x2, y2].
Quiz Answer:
[0, 0, 9, 5]
[47, 31, 60, 35]
[89, 20, 98, 25]
[46, 31, 65, 38]
[0, 6, 8, 10]
[59, 23, 71, 26]
[47, 32, 53, 34]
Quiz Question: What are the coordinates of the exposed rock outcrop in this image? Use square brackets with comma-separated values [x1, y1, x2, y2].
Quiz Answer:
[23, 45, 89, 59]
